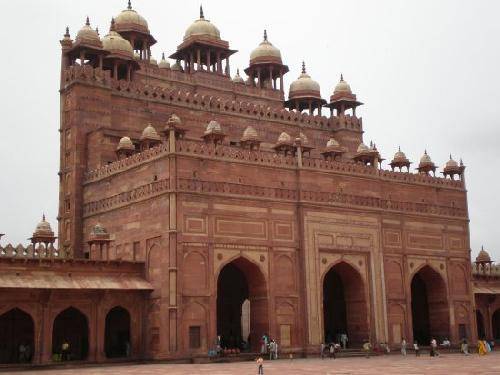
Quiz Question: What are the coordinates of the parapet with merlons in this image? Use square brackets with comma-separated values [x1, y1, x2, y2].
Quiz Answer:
[62, 66, 363, 133]
[0, 243, 72, 259]
[84, 138, 465, 191]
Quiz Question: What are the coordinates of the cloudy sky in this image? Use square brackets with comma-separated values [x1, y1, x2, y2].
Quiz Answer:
[1, 0, 499, 260]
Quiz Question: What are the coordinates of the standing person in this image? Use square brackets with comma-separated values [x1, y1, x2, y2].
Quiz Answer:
[61, 339, 70, 361]
[461, 338, 469, 355]
[413, 341, 420, 357]
[256, 357, 264, 374]
[18, 343, 26, 363]
[320, 342, 325, 359]
[363, 340, 371, 358]
[430, 338, 438, 357]
[329, 343, 336, 359]
[268, 340, 275, 360]
[273, 340, 278, 360]
[401, 338, 407, 356]
[341, 333, 348, 350]
[478, 340, 487, 355]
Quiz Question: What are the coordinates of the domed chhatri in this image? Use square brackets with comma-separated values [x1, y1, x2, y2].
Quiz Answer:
[232, 69, 245, 84]
[321, 137, 346, 161]
[353, 141, 382, 168]
[326, 74, 363, 117]
[273, 131, 297, 156]
[162, 114, 188, 140]
[30, 214, 57, 247]
[101, 19, 134, 60]
[417, 150, 437, 176]
[116, 136, 135, 159]
[442, 154, 465, 180]
[114, 0, 156, 60]
[389, 146, 411, 172]
[140, 123, 161, 151]
[202, 120, 226, 145]
[240, 126, 261, 150]
[170, 6, 235, 76]
[244, 30, 289, 91]
[75, 17, 102, 49]
[184, 6, 221, 40]
[476, 246, 492, 264]
[285, 61, 326, 114]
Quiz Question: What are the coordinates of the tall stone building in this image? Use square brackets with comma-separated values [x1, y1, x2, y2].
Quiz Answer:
[1, 0, 497, 366]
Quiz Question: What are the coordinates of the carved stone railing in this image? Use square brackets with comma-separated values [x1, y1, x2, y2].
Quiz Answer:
[83, 175, 467, 219]
[0, 243, 72, 259]
[472, 263, 500, 277]
[85, 143, 169, 183]
[83, 178, 170, 216]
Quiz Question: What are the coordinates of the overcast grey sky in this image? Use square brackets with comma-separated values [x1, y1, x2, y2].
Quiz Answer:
[0, 0, 498, 260]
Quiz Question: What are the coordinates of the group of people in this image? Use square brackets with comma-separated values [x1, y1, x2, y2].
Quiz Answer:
[260, 334, 279, 360]
[320, 342, 341, 359]
[478, 339, 494, 355]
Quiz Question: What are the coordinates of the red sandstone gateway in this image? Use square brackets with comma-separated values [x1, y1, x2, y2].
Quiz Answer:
[1, 0, 498, 368]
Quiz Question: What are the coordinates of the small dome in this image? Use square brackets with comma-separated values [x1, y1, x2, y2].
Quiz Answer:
[326, 138, 340, 147]
[289, 62, 321, 98]
[445, 155, 458, 168]
[334, 74, 352, 95]
[242, 126, 259, 141]
[357, 142, 370, 153]
[299, 132, 309, 144]
[277, 132, 292, 144]
[141, 124, 160, 141]
[476, 246, 491, 263]
[115, 1, 149, 33]
[159, 53, 170, 69]
[393, 147, 408, 161]
[92, 223, 107, 235]
[34, 215, 54, 236]
[150, 57, 158, 66]
[102, 23, 134, 59]
[75, 17, 101, 47]
[233, 69, 245, 84]
[205, 120, 222, 134]
[168, 113, 181, 125]
[117, 136, 135, 151]
[184, 6, 221, 40]
[250, 30, 282, 64]
[419, 150, 433, 165]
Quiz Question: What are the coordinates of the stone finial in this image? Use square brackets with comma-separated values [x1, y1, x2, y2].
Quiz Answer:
[128, 0, 132, 10]
[302, 61, 306, 74]
[340, 73, 344, 81]
[86, 16, 90, 26]
[200, 5, 204, 19]
[162, 52, 165, 59]
[263, 29, 268, 41]
[110, 17, 116, 31]
[95, 26, 99, 36]
[64, 26, 70, 38]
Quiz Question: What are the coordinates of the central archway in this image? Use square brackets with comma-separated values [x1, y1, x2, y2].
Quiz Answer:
[0, 308, 34, 364]
[411, 266, 449, 344]
[52, 307, 89, 361]
[217, 257, 268, 351]
[105, 306, 131, 358]
[323, 262, 369, 346]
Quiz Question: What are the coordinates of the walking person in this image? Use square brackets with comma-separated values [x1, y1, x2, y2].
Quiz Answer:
[401, 338, 407, 356]
[363, 340, 371, 358]
[268, 340, 275, 360]
[461, 338, 469, 355]
[430, 338, 438, 357]
[273, 340, 278, 360]
[413, 341, 420, 357]
[329, 343, 336, 359]
[341, 333, 348, 349]
[320, 342, 325, 359]
[256, 357, 264, 374]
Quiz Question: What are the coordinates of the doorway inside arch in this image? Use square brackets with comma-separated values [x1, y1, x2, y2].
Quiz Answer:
[52, 307, 89, 361]
[493, 309, 500, 341]
[411, 266, 450, 345]
[476, 310, 486, 339]
[0, 308, 34, 364]
[323, 262, 369, 346]
[217, 258, 268, 352]
[105, 306, 131, 358]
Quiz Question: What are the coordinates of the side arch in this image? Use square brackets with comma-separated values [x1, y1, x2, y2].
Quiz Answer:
[0, 308, 35, 364]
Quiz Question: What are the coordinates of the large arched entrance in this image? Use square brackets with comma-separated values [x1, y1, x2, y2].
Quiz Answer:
[476, 310, 486, 339]
[493, 309, 500, 341]
[410, 266, 449, 344]
[0, 308, 34, 364]
[105, 306, 131, 358]
[323, 262, 369, 346]
[217, 257, 268, 352]
[52, 307, 89, 361]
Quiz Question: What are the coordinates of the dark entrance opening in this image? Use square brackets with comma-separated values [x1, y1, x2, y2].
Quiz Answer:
[217, 257, 268, 352]
[323, 262, 368, 346]
[476, 311, 486, 339]
[410, 266, 449, 345]
[493, 309, 500, 341]
[52, 307, 89, 361]
[0, 308, 34, 364]
[105, 306, 131, 358]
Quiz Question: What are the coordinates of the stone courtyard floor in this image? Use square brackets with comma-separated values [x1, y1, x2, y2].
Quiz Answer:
[5, 352, 500, 375]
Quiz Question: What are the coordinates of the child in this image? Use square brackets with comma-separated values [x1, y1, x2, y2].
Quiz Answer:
[413, 341, 420, 357]
[256, 357, 264, 374]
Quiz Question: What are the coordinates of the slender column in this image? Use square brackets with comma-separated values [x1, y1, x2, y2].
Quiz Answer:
[206, 50, 211, 72]
[225, 56, 230, 76]
[197, 49, 201, 70]
[216, 51, 221, 73]
[189, 51, 194, 73]
[269, 66, 273, 88]
[308, 100, 312, 114]
[113, 61, 118, 79]
[80, 50, 85, 65]
[127, 63, 131, 81]
[318, 103, 322, 116]
[98, 55, 103, 69]
[141, 40, 146, 59]
[295, 100, 300, 112]
[279, 69, 284, 92]
[257, 67, 261, 88]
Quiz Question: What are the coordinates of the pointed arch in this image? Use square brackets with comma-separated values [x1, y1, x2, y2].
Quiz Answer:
[52, 307, 89, 361]
[105, 306, 131, 358]
[0, 308, 34, 364]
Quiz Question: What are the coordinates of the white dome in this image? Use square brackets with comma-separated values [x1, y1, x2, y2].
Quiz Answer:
[334, 74, 352, 95]
[250, 30, 282, 63]
[205, 120, 222, 133]
[326, 138, 340, 147]
[357, 142, 370, 153]
[184, 7, 220, 40]
[277, 132, 291, 143]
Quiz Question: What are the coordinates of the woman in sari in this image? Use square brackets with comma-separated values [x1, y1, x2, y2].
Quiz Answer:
[478, 340, 488, 355]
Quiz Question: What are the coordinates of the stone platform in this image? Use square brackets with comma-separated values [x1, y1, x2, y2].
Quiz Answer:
[4, 352, 500, 374]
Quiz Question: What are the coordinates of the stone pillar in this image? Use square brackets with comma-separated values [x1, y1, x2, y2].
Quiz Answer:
[257, 67, 261, 88]
[206, 50, 211, 72]
[279, 69, 284, 92]
[197, 49, 201, 71]
[168, 127, 178, 353]
[225, 57, 230, 76]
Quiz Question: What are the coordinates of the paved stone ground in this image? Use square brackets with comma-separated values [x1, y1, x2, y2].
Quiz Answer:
[5, 352, 500, 375]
